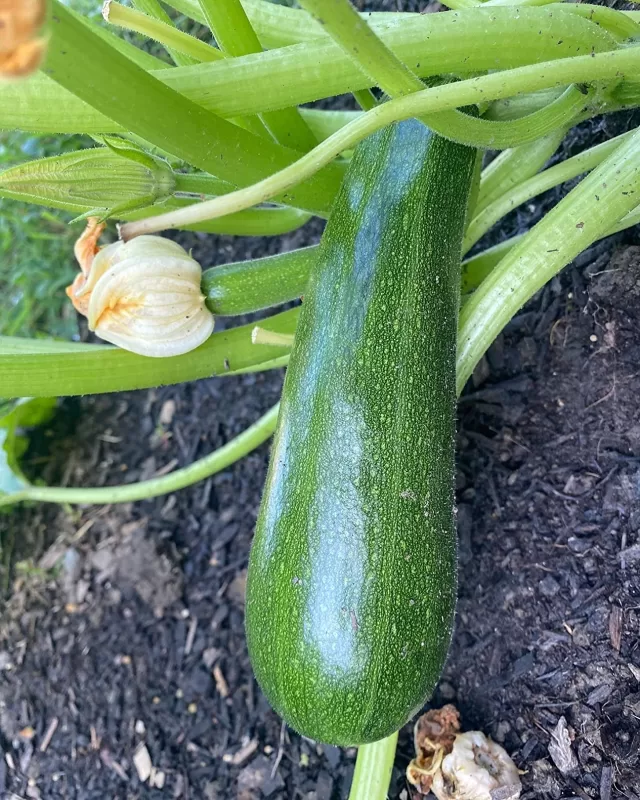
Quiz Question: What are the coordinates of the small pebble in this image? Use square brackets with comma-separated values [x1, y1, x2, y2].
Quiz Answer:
[539, 575, 561, 598]
[439, 681, 456, 700]
[567, 536, 591, 554]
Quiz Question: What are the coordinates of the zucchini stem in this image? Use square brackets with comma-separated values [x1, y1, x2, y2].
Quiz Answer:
[348, 733, 399, 800]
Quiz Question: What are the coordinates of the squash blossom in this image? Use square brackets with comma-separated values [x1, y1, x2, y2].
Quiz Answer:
[0, 0, 47, 79]
[67, 219, 215, 358]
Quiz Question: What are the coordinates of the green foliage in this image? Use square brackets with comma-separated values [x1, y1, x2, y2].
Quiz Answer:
[0, 131, 91, 339]
[0, 397, 56, 502]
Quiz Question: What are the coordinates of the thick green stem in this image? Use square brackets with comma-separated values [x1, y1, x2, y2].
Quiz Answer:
[557, 3, 640, 41]
[5, 9, 629, 135]
[147, 7, 618, 119]
[348, 733, 399, 800]
[166, 0, 638, 49]
[120, 46, 640, 239]
[0, 404, 280, 508]
[105, 2, 223, 63]
[195, 0, 271, 137]
[197, 0, 258, 54]
[457, 124, 640, 393]
[197, 0, 317, 150]
[465, 129, 633, 250]
[477, 128, 566, 212]
[45, 2, 344, 217]
[298, 0, 423, 97]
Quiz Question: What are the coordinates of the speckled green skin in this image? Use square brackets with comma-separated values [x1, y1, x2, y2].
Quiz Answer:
[245, 120, 476, 746]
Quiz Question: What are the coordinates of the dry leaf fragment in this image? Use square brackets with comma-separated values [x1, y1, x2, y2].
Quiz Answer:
[548, 716, 578, 776]
[222, 738, 259, 766]
[213, 664, 230, 698]
[408, 707, 522, 799]
[609, 606, 623, 652]
[133, 743, 152, 783]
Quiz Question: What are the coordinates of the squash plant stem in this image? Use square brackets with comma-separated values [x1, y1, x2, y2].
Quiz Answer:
[348, 732, 398, 800]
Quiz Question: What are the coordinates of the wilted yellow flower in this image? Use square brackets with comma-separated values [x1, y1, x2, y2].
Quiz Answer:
[67, 219, 214, 358]
[431, 731, 522, 800]
[0, 0, 47, 79]
[407, 707, 522, 799]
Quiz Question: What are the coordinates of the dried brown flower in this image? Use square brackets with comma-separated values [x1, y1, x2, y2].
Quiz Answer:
[0, 0, 47, 79]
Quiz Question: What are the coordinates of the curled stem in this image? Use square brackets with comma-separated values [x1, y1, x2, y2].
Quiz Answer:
[298, 0, 588, 149]
[120, 46, 640, 239]
[0, 404, 280, 507]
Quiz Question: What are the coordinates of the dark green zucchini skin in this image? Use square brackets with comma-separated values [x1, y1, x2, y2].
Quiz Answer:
[246, 120, 476, 746]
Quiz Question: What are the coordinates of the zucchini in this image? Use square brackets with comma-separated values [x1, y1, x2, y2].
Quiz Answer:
[246, 119, 476, 745]
[202, 246, 317, 316]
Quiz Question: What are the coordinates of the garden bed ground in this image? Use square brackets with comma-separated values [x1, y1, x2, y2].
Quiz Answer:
[2, 12, 640, 794]
[2, 225, 639, 800]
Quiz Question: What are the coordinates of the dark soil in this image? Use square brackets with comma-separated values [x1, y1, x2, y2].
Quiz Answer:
[3, 215, 639, 800]
[2, 4, 640, 796]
